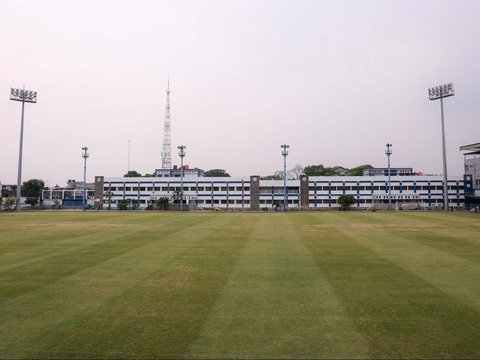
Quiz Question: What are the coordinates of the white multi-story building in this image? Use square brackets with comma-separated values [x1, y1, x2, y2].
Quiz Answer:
[91, 175, 465, 210]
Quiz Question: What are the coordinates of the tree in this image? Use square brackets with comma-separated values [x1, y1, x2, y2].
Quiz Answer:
[261, 175, 281, 180]
[2, 197, 16, 211]
[130, 199, 139, 210]
[347, 164, 373, 176]
[25, 197, 39, 207]
[304, 164, 369, 176]
[338, 195, 356, 210]
[22, 179, 45, 197]
[143, 173, 155, 177]
[21, 179, 45, 208]
[287, 164, 304, 179]
[104, 191, 113, 210]
[304, 165, 347, 176]
[117, 200, 129, 210]
[204, 169, 230, 177]
[171, 189, 182, 203]
[304, 164, 327, 176]
[124, 170, 142, 177]
[155, 197, 169, 210]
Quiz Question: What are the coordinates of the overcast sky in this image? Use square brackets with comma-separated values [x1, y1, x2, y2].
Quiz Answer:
[1, 0, 479, 186]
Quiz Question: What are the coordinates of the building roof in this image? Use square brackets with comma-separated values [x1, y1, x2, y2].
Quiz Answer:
[460, 142, 480, 152]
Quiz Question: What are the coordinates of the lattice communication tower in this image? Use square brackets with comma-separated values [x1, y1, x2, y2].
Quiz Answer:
[161, 78, 172, 169]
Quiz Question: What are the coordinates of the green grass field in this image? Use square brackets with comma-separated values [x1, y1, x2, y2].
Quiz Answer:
[1, 211, 480, 359]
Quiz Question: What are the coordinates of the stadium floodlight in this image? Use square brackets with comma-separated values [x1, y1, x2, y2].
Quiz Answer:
[178, 145, 186, 211]
[82, 147, 89, 210]
[281, 144, 289, 212]
[428, 82, 455, 211]
[385, 143, 392, 210]
[10, 87, 37, 211]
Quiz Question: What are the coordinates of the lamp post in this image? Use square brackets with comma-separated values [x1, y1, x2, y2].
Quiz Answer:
[385, 143, 392, 210]
[82, 146, 89, 210]
[178, 145, 186, 211]
[428, 83, 455, 211]
[10, 87, 37, 211]
[281, 144, 289, 212]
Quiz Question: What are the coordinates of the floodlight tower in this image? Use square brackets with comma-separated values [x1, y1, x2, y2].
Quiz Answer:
[178, 145, 186, 211]
[161, 78, 172, 169]
[281, 144, 289, 212]
[428, 83, 455, 211]
[82, 146, 89, 210]
[385, 143, 392, 210]
[10, 87, 37, 211]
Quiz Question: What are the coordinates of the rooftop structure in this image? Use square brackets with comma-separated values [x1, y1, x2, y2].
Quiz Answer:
[363, 168, 415, 176]
[154, 166, 204, 178]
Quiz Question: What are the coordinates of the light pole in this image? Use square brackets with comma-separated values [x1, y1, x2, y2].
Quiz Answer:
[385, 143, 392, 210]
[82, 146, 89, 210]
[428, 83, 455, 211]
[281, 144, 289, 212]
[10, 87, 37, 211]
[178, 145, 186, 211]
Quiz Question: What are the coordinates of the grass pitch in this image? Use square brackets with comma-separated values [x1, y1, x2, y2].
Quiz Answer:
[1, 211, 480, 359]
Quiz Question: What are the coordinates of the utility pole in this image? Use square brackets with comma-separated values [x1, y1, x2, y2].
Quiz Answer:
[178, 145, 186, 211]
[82, 146, 89, 210]
[281, 144, 289, 212]
[385, 143, 392, 210]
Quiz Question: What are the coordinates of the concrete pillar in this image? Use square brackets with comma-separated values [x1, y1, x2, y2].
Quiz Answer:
[300, 175, 309, 209]
[94, 176, 104, 210]
[250, 175, 260, 211]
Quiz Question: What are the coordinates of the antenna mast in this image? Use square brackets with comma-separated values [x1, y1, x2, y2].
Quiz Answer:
[161, 77, 172, 169]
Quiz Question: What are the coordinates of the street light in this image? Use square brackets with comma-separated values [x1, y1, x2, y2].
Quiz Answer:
[10, 87, 37, 211]
[281, 144, 289, 212]
[82, 146, 89, 210]
[385, 143, 392, 210]
[428, 83, 455, 211]
[178, 145, 186, 211]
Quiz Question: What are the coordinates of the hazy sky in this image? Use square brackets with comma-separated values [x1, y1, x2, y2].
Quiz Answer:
[1, 0, 479, 186]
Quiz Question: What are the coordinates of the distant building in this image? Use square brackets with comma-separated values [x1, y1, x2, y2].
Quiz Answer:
[363, 168, 415, 176]
[42, 181, 94, 208]
[1, 183, 17, 198]
[90, 174, 465, 211]
[460, 143, 480, 189]
[460, 142, 480, 207]
[154, 165, 204, 178]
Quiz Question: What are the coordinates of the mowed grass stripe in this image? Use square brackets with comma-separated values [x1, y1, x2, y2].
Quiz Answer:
[340, 223, 480, 312]
[388, 214, 480, 265]
[0, 214, 207, 301]
[0, 214, 256, 359]
[188, 214, 369, 359]
[0, 212, 184, 262]
[295, 212, 480, 358]
[0, 213, 217, 352]
[328, 212, 480, 309]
